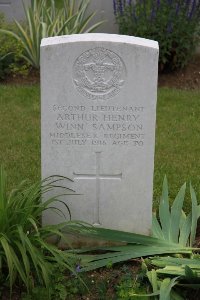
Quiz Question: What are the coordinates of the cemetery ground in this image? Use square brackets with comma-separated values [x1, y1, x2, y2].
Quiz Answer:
[0, 58, 200, 299]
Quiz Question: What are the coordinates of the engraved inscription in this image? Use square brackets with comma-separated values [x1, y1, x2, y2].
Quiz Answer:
[73, 48, 126, 100]
[73, 152, 122, 225]
[50, 105, 145, 147]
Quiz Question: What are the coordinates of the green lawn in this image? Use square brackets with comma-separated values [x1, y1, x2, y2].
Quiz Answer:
[154, 88, 200, 211]
[0, 85, 199, 211]
[0, 85, 40, 187]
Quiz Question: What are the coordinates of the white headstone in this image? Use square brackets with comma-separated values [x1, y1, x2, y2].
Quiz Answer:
[41, 33, 159, 235]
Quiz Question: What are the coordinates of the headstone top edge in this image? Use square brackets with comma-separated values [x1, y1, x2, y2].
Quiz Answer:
[40, 33, 158, 50]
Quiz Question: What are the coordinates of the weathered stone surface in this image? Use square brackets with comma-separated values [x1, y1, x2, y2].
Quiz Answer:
[41, 33, 159, 235]
[0, 0, 29, 21]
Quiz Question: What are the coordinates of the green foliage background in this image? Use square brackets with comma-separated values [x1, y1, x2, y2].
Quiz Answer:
[0, 0, 103, 69]
[114, 0, 200, 71]
[0, 14, 30, 79]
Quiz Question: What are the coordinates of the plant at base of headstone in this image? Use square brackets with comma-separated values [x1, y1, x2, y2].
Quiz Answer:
[151, 256, 200, 286]
[0, 0, 104, 69]
[0, 165, 78, 297]
[132, 269, 181, 300]
[64, 177, 200, 298]
[152, 177, 199, 247]
[113, 0, 200, 71]
[64, 177, 200, 270]
[130, 256, 200, 299]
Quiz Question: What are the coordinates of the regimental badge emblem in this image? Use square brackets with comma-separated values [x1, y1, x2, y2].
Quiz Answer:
[73, 47, 126, 100]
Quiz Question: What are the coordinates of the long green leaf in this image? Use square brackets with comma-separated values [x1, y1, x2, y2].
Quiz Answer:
[147, 269, 159, 293]
[152, 213, 164, 239]
[84, 20, 105, 33]
[65, 224, 187, 248]
[0, 236, 14, 292]
[179, 212, 192, 246]
[159, 277, 179, 300]
[9, 245, 28, 290]
[75, 245, 192, 272]
[0, 166, 6, 220]
[190, 183, 198, 246]
[14, 241, 30, 287]
[159, 176, 171, 241]
[170, 183, 186, 243]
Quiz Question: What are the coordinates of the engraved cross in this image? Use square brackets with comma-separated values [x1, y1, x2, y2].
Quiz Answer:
[73, 152, 122, 225]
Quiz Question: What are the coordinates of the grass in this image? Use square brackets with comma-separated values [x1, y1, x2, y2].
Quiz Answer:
[154, 88, 200, 211]
[0, 84, 199, 211]
[0, 85, 40, 187]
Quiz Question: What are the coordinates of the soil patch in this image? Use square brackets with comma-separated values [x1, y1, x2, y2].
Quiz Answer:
[1, 69, 40, 85]
[159, 54, 200, 90]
